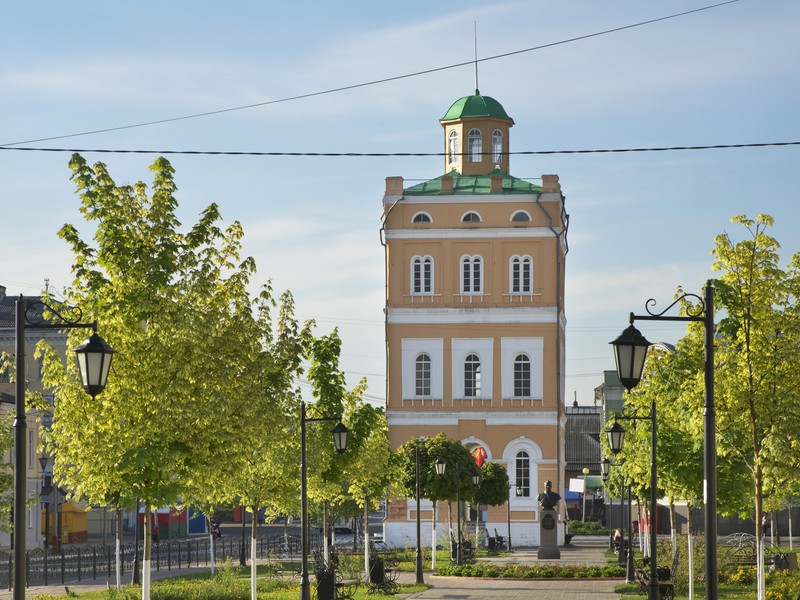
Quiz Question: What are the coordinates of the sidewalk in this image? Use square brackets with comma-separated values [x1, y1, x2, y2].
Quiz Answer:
[5, 536, 621, 599]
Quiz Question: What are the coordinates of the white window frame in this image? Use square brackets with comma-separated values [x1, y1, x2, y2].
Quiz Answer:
[412, 211, 432, 223]
[460, 255, 483, 294]
[515, 450, 531, 497]
[500, 338, 543, 400]
[415, 353, 432, 397]
[452, 338, 493, 399]
[492, 129, 503, 163]
[449, 130, 459, 164]
[411, 255, 434, 295]
[513, 353, 531, 397]
[468, 128, 482, 162]
[401, 339, 443, 400]
[510, 210, 531, 222]
[464, 353, 482, 398]
[461, 211, 482, 223]
[509, 255, 533, 294]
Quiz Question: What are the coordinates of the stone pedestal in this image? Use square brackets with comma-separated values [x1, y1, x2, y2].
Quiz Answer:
[537, 509, 561, 559]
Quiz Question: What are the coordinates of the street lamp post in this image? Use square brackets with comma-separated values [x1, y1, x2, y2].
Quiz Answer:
[506, 484, 521, 552]
[414, 436, 424, 585]
[611, 282, 716, 600]
[434, 458, 462, 565]
[299, 401, 349, 600]
[581, 467, 590, 522]
[13, 297, 113, 600]
[606, 409, 657, 600]
[39, 455, 52, 551]
[600, 458, 612, 550]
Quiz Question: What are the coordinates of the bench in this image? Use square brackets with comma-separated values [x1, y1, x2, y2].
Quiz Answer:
[635, 552, 679, 600]
[313, 551, 359, 600]
[367, 554, 400, 595]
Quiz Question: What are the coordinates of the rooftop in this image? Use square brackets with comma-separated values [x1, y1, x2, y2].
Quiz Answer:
[441, 90, 513, 122]
[403, 169, 541, 196]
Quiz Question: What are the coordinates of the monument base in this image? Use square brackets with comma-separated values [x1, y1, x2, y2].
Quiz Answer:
[537, 509, 561, 559]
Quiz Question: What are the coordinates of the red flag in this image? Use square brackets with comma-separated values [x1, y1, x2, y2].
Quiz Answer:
[472, 446, 487, 467]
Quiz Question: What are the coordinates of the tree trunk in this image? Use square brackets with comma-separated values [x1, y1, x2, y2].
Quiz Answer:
[431, 501, 437, 570]
[251, 507, 258, 600]
[364, 497, 371, 583]
[115, 509, 122, 590]
[208, 515, 216, 575]
[142, 507, 152, 600]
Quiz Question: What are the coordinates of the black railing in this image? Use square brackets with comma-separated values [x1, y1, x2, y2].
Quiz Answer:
[1, 533, 319, 590]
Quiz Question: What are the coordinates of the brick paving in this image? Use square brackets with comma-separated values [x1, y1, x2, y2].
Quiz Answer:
[4, 536, 622, 599]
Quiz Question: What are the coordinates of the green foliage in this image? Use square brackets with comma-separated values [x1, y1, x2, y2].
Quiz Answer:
[475, 462, 510, 507]
[0, 410, 13, 532]
[567, 520, 610, 535]
[436, 562, 625, 578]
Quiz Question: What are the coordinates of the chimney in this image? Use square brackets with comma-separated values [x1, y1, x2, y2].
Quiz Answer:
[541, 174, 561, 193]
[385, 177, 404, 196]
[0, 285, 6, 299]
[490, 174, 503, 193]
[440, 175, 453, 194]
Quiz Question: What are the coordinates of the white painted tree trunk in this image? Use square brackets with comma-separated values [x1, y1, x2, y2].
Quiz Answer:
[115, 510, 122, 590]
[687, 530, 694, 600]
[250, 534, 257, 600]
[364, 500, 371, 584]
[431, 502, 437, 570]
[142, 509, 152, 600]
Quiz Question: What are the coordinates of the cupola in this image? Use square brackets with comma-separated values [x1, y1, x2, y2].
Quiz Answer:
[440, 90, 514, 176]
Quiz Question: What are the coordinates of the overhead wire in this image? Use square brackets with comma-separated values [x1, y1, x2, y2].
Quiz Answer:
[0, 0, 740, 148]
[1, 141, 797, 157]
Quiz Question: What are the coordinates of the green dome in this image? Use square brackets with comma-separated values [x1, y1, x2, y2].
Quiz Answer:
[441, 90, 512, 121]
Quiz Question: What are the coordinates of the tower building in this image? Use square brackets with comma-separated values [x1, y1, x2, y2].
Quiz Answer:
[381, 91, 569, 546]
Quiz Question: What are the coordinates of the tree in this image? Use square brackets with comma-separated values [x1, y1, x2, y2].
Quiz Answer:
[40, 154, 268, 600]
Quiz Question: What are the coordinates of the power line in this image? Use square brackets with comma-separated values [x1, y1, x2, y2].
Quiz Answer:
[0, 0, 739, 148]
[1, 140, 797, 157]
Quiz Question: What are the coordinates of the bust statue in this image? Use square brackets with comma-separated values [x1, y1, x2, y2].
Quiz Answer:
[537, 480, 561, 509]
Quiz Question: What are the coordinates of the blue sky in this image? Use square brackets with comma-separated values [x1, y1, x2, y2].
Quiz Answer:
[2, 1, 799, 407]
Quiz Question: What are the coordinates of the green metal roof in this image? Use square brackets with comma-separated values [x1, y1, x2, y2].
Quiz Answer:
[441, 90, 512, 121]
[403, 169, 541, 196]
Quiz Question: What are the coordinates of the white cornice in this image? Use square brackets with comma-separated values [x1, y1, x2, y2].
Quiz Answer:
[387, 306, 558, 324]
[384, 227, 562, 240]
[387, 410, 558, 426]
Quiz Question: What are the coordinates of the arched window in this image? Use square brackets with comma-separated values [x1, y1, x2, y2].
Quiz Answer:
[412, 212, 432, 223]
[464, 353, 482, 397]
[411, 256, 433, 294]
[492, 129, 503, 163]
[449, 130, 459, 164]
[514, 354, 531, 397]
[415, 353, 431, 397]
[510, 255, 533, 294]
[461, 211, 481, 223]
[468, 128, 482, 162]
[511, 211, 531, 222]
[461, 255, 482, 294]
[515, 451, 531, 497]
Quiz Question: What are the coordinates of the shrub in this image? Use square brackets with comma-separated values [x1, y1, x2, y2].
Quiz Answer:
[567, 521, 610, 536]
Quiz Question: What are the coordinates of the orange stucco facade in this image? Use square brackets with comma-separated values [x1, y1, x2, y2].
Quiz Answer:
[381, 93, 568, 548]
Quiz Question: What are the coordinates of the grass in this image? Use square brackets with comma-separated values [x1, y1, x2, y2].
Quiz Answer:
[32, 562, 429, 600]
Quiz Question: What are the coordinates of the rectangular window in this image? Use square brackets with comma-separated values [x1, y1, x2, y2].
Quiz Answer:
[413, 261, 422, 293]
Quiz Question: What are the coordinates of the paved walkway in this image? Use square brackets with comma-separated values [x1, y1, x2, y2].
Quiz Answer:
[4, 537, 622, 599]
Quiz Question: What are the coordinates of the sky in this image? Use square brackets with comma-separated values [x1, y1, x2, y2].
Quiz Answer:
[2, 0, 799, 407]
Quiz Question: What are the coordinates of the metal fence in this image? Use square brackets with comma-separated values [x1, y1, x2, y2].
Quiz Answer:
[1, 533, 316, 590]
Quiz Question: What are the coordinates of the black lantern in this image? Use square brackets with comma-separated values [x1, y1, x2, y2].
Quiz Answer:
[472, 472, 480, 486]
[74, 332, 115, 399]
[515, 484, 523, 497]
[610, 323, 651, 391]
[606, 421, 627, 455]
[600, 458, 611, 480]
[434, 458, 446, 476]
[332, 422, 350, 454]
